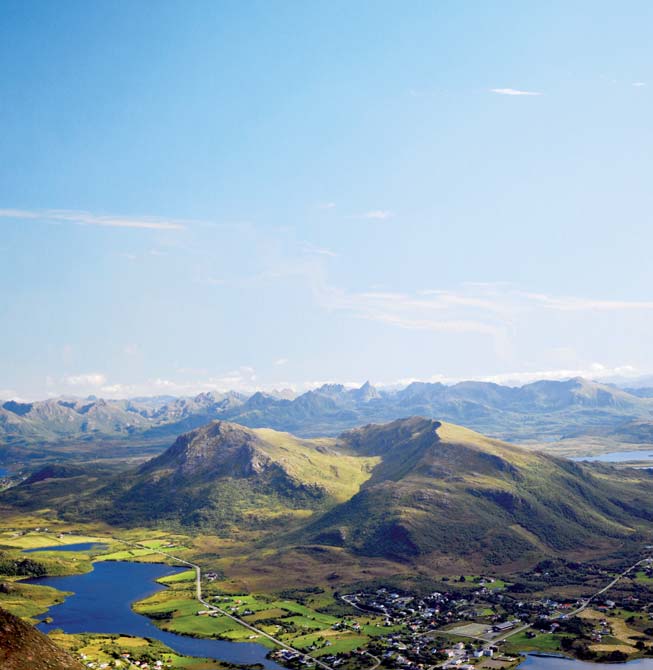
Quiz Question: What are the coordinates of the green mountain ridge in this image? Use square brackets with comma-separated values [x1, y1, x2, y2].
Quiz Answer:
[35, 421, 379, 531]
[7, 417, 653, 571]
[297, 419, 653, 565]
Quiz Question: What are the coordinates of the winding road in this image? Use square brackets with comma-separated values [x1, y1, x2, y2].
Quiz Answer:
[419, 554, 652, 650]
[114, 538, 338, 670]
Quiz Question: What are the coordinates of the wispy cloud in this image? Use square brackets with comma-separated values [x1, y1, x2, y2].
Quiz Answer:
[491, 88, 542, 96]
[633, 82, 647, 87]
[315, 285, 506, 337]
[312, 281, 653, 347]
[478, 363, 639, 386]
[300, 242, 338, 257]
[274, 358, 288, 366]
[317, 202, 336, 210]
[376, 363, 640, 389]
[63, 372, 107, 387]
[361, 210, 394, 220]
[518, 292, 653, 311]
[0, 388, 20, 400]
[0, 208, 190, 231]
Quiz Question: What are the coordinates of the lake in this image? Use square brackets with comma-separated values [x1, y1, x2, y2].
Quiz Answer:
[24, 542, 109, 553]
[573, 451, 653, 463]
[26, 561, 284, 669]
[519, 653, 653, 670]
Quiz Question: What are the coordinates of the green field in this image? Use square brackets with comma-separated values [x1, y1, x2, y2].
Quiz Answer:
[0, 582, 70, 620]
[503, 631, 571, 654]
[159, 569, 196, 584]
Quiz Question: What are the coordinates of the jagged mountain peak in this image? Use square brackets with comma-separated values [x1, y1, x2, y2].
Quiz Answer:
[351, 381, 380, 402]
[315, 383, 348, 396]
[141, 420, 267, 479]
[3, 376, 653, 449]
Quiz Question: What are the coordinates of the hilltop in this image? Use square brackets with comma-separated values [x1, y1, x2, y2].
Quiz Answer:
[0, 607, 83, 670]
[14, 421, 380, 532]
[297, 418, 653, 566]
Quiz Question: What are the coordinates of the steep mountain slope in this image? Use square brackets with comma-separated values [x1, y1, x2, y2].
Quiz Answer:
[0, 607, 83, 670]
[62, 421, 380, 530]
[8, 417, 653, 573]
[297, 418, 653, 565]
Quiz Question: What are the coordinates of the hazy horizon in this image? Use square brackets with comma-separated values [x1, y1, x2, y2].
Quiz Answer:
[4, 366, 653, 404]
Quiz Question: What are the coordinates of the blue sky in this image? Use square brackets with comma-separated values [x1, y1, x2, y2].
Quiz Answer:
[1, 1, 652, 399]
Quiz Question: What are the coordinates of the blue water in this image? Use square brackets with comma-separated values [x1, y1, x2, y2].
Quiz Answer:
[519, 653, 653, 670]
[24, 542, 109, 553]
[25, 561, 283, 668]
[573, 451, 653, 463]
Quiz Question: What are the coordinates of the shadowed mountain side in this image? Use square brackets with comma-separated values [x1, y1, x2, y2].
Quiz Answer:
[0, 607, 84, 670]
[5, 418, 653, 571]
[7, 421, 378, 533]
[282, 419, 653, 566]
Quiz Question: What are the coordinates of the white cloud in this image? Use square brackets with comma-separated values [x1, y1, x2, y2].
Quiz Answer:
[311, 281, 653, 355]
[370, 364, 641, 389]
[633, 82, 647, 87]
[317, 202, 336, 209]
[518, 292, 653, 311]
[478, 364, 640, 386]
[0, 208, 190, 231]
[64, 373, 107, 387]
[361, 210, 394, 220]
[99, 383, 135, 396]
[491, 88, 542, 96]
[274, 358, 289, 366]
[147, 367, 258, 396]
[315, 285, 506, 338]
[300, 242, 338, 257]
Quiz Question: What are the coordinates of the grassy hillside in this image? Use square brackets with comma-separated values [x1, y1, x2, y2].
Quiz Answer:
[15, 421, 380, 533]
[253, 428, 379, 502]
[296, 418, 653, 567]
[6, 417, 653, 574]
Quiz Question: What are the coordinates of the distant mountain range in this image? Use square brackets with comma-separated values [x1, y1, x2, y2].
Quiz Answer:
[3, 378, 653, 464]
[7, 417, 653, 572]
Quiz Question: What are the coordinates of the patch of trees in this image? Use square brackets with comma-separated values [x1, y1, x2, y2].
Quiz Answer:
[597, 650, 629, 663]
[279, 585, 324, 604]
[0, 552, 47, 577]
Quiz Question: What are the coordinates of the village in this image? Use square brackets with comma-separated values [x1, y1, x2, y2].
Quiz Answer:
[269, 563, 653, 670]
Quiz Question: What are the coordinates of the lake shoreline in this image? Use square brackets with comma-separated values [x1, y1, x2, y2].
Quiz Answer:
[24, 560, 284, 669]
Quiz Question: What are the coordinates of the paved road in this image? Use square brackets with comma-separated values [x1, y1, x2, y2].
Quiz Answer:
[567, 558, 650, 618]
[341, 594, 379, 614]
[114, 538, 337, 670]
[363, 650, 381, 670]
[417, 554, 652, 654]
[495, 555, 651, 645]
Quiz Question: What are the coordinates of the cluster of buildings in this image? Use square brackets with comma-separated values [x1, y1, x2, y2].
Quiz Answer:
[78, 652, 171, 669]
[271, 648, 315, 666]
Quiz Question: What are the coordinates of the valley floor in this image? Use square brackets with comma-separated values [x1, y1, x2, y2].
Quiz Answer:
[3, 512, 653, 670]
